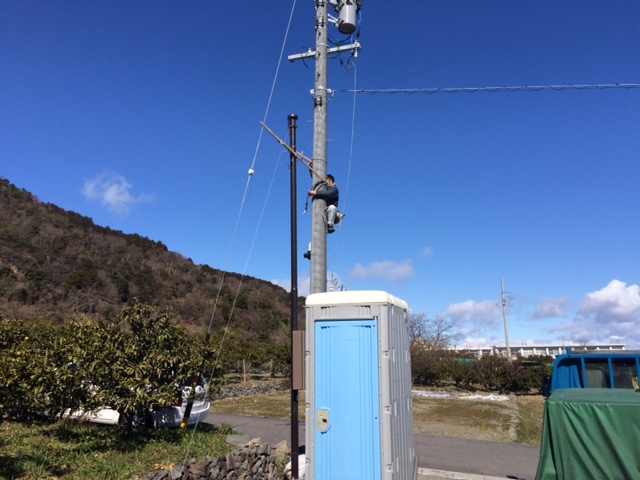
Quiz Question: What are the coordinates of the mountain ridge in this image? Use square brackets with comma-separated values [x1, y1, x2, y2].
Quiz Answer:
[0, 178, 297, 341]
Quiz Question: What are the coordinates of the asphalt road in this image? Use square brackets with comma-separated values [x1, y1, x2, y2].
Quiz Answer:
[205, 412, 540, 480]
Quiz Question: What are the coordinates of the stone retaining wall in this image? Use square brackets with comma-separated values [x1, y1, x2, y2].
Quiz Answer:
[133, 437, 291, 480]
[210, 381, 290, 401]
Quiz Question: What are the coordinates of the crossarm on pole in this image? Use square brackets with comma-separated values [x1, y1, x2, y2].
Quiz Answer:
[260, 122, 324, 182]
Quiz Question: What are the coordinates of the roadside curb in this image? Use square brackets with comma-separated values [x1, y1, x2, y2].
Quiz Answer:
[418, 468, 512, 480]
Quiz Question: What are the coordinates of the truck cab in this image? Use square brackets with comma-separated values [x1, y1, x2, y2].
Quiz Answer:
[543, 348, 639, 397]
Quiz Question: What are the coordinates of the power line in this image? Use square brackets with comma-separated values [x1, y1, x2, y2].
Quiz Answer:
[332, 82, 640, 95]
[180, 0, 299, 465]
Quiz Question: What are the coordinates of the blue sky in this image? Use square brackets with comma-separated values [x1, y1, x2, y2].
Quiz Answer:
[3, 1, 640, 349]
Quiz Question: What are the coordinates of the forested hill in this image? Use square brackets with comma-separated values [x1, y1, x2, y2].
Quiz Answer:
[0, 178, 295, 341]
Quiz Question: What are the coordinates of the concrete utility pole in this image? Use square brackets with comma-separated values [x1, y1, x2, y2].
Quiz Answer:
[501, 276, 511, 360]
[309, 1, 329, 294]
[287, 1, 361, 294]
[280, 4, 361, 478]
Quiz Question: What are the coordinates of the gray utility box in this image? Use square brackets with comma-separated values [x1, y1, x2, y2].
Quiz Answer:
[304, 290, 416, 480]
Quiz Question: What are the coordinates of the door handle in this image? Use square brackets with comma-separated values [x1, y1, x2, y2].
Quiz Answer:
[317, 409, 330, 432]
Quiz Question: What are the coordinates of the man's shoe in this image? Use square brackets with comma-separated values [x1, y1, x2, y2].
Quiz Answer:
[327, 225, 335, 234]
[303, 251, 311, 260]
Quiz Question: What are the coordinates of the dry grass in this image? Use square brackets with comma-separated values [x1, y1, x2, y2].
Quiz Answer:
[514, 394, 546, 445]
[411, 396, 519, 442]
[213, 390, 306, 420]
[211, 388, 546, 445]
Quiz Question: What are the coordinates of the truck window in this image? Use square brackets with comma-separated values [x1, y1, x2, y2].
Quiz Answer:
[584, 359, 610, 388]
[611, 358, 637, 389]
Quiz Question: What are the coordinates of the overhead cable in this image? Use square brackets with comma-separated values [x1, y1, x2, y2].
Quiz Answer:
[332, 83, 640, 96]
[181, 0, 299, 465]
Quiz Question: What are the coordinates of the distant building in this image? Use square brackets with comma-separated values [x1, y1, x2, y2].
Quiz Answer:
[451, 344, 626, 359]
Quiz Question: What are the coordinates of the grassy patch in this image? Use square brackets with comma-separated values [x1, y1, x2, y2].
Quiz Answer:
[412, 396, 518, 442]
[515, 395, 545, 445]
[2, 389, 546, 479]
[0, 420, 233, 480]
[212, 390, 306, 420]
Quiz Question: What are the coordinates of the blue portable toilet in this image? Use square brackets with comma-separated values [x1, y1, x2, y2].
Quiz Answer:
[305, 290, 416, 480]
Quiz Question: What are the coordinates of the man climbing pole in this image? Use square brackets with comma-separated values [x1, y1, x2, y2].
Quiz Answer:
[308, 174, 343, 234]
[304, 174, 345, 260]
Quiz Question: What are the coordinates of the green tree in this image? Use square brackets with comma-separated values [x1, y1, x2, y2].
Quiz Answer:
[0, 318, 39, 417]
[0, 319, 94, 419]
[446, 355, 478, 390]
[506, 356, 553, 393]
[410, 347, 448, 386]
[475, 355, 511, 393]
[0, 307, 207, 435]
[95, 302, 203, 437]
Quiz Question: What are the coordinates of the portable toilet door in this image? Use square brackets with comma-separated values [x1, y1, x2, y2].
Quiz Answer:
[315, 316, 382, 479]
[305, 290, 416, 480]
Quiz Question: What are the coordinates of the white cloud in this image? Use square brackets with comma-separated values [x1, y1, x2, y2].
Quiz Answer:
[532, 297, 571, 319]
[455, 336, 491, 348]
[442, 300, 502, 339]
[82, 171, 153, 215]
[439, 281, 640, 349]
[349, 259, 414, 283]
[579, 280, 640, 320]
[444, 300, 501, 324]
[569, 280, 640, 346]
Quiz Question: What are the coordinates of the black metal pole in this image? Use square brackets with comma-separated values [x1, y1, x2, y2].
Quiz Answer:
[288, 113, 299, 479]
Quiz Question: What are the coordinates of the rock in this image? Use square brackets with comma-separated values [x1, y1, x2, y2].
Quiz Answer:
[226, 434, 250, 446]
[226, 452, 236, 471]
[273, 440, 290, 460]
[189, 460, 209, 477]
[128, 440, 290, 480]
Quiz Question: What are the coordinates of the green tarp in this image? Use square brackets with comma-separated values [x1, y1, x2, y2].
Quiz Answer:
[536, 388, 640, 480]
